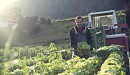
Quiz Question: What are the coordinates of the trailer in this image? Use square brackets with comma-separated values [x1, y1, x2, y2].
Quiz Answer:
[87, 10, 129, 74]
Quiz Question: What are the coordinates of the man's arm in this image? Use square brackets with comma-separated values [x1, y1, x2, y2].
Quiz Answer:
[70, 29, 77, 49]
[86, 28, 92, 47]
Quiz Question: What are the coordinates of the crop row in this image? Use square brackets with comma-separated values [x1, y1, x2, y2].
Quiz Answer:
[0, 44, 128, 75]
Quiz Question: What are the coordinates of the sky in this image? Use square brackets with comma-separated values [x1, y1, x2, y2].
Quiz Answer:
[0, 0, 19, 12]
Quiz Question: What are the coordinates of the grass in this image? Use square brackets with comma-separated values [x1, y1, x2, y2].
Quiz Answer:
[25, 18, 76, 46]
[34, 16, 88, 46]
[4, 16, 88, 47]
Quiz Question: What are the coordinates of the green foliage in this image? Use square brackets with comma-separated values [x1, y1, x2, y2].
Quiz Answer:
[0, 43, 128, 75]
[0, 63, 4, 75]
[97, 52, 126, 75]
[13, 69, 24, 75]
[93, 45, 124, 60]
[61, 49, 72, 60]
[77, 42, 90, 56]
[49, 43, 58, 51]
[116, 12, 126, 24]
[21, 57, 28, 75]
[10, 64, 22, 71]
[59, 56, 102, 75]
[26, 59, 36, 66]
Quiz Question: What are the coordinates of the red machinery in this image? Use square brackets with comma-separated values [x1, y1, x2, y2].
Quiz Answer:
[88, 10, 129, 52]
[88, 10, 129, 74]
[105, 23, 129, 51]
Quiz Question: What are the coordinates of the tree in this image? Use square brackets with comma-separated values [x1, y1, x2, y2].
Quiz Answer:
[40, 18, 46, 24]
[124, 2, 130, 27]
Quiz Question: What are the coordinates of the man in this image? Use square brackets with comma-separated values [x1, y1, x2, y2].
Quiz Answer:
[70, 16, 92, 58]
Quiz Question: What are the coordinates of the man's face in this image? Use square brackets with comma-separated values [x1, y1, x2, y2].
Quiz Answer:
[75, 18, 83, 27]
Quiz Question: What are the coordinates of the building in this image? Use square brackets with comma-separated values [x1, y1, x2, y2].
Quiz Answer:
[0, 14, 18, 29]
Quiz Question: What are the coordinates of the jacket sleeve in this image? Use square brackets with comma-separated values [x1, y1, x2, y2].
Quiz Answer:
[86, 28, 92, 47]
[70, 29, 77, 49]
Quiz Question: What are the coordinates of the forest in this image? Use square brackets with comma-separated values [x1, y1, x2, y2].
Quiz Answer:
[11, 0, 125, 19]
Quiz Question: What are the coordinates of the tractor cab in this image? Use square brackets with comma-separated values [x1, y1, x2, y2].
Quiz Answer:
[87, 10, 129, 52]
[88, 10, 117, 27]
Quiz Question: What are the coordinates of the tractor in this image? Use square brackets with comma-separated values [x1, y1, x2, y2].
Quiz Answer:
[87, 10, 129, 74]
[87, 10, 129, 50]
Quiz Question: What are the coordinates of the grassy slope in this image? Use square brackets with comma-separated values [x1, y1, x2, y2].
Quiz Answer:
[29, 17, 87, 45]
[0, 17, 87, 47]
[19, 18, 76, 46]
[38, 19, 75, 44]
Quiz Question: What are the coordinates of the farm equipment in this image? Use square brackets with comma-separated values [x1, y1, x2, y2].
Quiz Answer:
[87, 10, 129, 74]
[88, 10, 129, 50]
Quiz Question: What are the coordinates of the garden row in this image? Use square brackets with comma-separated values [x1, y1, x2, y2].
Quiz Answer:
[0, 44, 128, 75]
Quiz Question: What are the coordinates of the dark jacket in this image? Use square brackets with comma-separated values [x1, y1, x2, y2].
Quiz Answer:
[70, 26, 92, 49]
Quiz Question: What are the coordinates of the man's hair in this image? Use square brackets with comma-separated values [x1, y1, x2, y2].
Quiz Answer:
[75, 16, 83, 22]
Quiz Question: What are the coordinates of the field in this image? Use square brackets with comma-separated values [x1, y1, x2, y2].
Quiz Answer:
[0, 12, 129, 75]
[0, 43, 129, 75]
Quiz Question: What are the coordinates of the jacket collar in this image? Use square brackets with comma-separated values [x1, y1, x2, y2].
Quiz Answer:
[75, 26, 85, 32]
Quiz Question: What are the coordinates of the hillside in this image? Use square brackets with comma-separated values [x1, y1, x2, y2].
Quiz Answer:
[0, 17, 79, 47]
[17, 17, 88, 46]
[10, 0, 125, 19]
[1, 0, 130, 47]
[0, 11, 129, 47]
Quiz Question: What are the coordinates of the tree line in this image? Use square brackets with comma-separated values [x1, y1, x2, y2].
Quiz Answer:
[11, 0, 125, 19]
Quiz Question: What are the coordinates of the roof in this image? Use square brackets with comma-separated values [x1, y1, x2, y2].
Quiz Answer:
[88, 10, 116, 16]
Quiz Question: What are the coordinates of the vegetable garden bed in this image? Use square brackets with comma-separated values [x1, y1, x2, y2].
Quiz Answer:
[0, 44, 129, 75]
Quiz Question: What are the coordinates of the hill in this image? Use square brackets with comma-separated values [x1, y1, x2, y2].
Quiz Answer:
[10, 0, 125, 19]
[17, 17, 88, 46]
[0, 16, 89, 47]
